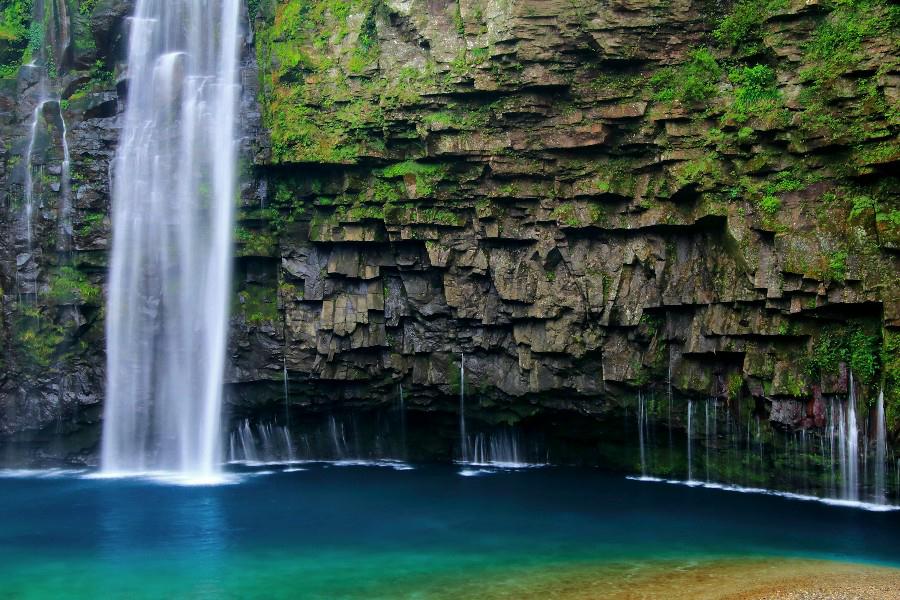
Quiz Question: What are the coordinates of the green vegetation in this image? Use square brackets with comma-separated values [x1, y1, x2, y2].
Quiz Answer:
[347, 2, 378, 73]
[728, 169, 810, 220]
[723, 64, 784, 126]
[45, 267, 101, 305]
[257, 177, 309, 234]
[0, 0, 33, 78]
[801, 0, 899, 85]
[14, 306, 65, 368]
[77, 0, 98, 15]
[551, 203, 580, 227]
[234, 285, 279, 326]
[713, 0, 788, 55]
[805, 325, 881, 387]
[255, 0, 399, 163]
[650, 49, 722, 105]
[76, 213, 106, 238]
[883, 330, 900, 430]
[0, 0, 31, 42]
[235, 227, 277, 256]
[381, 161, 448, 198]
[827, 250, 848, 282]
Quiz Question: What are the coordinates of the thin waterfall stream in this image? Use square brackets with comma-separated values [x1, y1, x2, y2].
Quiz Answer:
[101, 0, 242, 477]
[459, 353, 467, 462]
[876, 388, 887, 502]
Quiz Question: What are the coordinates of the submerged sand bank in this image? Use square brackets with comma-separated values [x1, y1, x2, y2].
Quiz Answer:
[410, 558, 900, 600]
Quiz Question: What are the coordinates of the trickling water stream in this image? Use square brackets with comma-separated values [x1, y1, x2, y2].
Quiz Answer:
[102, 0, 242, 477]
[630, 375, 894, 507]
[876, 388, 887, 502]
[459, 353, 467, 462]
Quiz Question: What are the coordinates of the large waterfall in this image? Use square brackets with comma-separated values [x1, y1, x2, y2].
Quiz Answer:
[101, 0, 242, 477]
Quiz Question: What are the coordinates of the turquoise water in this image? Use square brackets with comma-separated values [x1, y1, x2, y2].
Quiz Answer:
[1, 464, 899, 598]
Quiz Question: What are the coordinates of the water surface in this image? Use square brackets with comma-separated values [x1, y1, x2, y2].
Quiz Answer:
[1, 464, 898, 598]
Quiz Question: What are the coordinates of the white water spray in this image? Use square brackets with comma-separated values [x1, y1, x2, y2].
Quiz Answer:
[102, 0, 242, 477]
[875, 387, 887, 503]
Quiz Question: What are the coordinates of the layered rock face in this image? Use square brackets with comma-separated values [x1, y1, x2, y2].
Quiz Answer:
[0, 0, 898, 462]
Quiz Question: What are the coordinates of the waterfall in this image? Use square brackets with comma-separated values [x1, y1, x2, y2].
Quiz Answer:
[57, 104, 72, 256]
[844, 374, 860, 500]
[637, 391, 647, 476]
[237, 420, 258, 462]
[23, 100, 47, 256]
[102, 0, 242, 476]
[467, 429, 532, 467]
[705, 399, 710, 482]
[328, 416, 347, 459]
[830, 375, 861, 501]
[686, 399, 693, 482]
[227, 419, 297, 464]
[875, 388, 887, 503]
[459, 353, 467, 462]
[398, 384, 407, 458]
[21, 1, 51, 262]
[283, 354, 290, 425]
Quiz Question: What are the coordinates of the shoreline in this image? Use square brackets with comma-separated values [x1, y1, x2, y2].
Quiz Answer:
[397, 558, 900, 600]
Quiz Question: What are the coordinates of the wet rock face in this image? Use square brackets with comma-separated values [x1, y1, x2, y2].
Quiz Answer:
[238, 0, 898, 423]
[1, 0, 899, 462]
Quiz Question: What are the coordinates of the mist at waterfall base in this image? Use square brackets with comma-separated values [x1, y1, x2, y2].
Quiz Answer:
[1, 465, 899, 598]
[102, 0, 241, 477]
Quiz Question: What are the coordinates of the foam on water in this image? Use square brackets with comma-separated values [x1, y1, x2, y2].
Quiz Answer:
[627, 476, 900, 513]
[84, 470, 243, 487]
[0, 469, 88, 479]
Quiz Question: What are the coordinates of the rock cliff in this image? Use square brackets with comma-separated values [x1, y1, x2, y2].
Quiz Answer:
[0, 0, 898, 464]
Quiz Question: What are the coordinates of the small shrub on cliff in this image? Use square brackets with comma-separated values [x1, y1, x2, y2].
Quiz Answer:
[805, 325, 880, 386]
[45, 267, 101, 306]
[848, 329, 879, 386]
[882, 331, 900, 430]
[15, 309, 65, 369]
[724, 64, 782, 125]
[235, 227, 277, 257]
[381, 161, 448, 198]
[651, 49, 722, 105]
[801, 0, 899, 86]
[713, 0, 789, 54]
[0, 0, 33, 76]
[827, 250, 848, 282]
[78, 0, 98, 16]
[0, 0, 31, 42]
[758, 195, 780, 216]
[234, 285, 278, 326]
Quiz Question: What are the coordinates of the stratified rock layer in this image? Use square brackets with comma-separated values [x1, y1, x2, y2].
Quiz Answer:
[0, 0, 898, 462]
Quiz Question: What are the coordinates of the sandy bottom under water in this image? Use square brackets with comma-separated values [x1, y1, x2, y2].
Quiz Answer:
[417, 558, 900, 599]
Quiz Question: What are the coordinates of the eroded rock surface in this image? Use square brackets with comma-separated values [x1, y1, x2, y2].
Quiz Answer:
[0, 0, 898, 462]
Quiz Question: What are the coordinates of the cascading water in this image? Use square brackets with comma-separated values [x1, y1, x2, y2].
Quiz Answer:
[686, 399, 693, 482]
[57, 109, 72, 256]
[843, 373, 860, 501]
[637, 391, 647, 476]
[626, 369, 897, 507]
[875, 388, 887, 502]
[705, 399, 710, 482]
[22, 99, 47, 255]
[101, 0, 242, 477]
[459, 353, 467, 462]
[398, 384, 407, 457]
